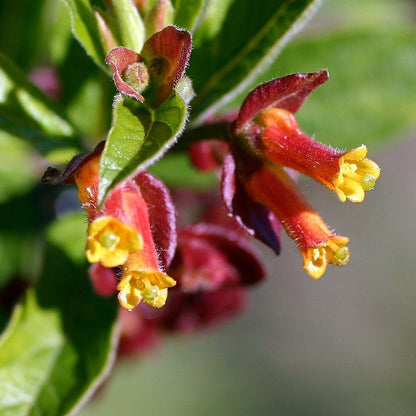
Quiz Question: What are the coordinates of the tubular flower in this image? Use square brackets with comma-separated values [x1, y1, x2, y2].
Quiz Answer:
[221, 70, 379, 278]
[255, 108, 380, 202]
[242, 163, 349, 279]
[43, 143, 177, 310]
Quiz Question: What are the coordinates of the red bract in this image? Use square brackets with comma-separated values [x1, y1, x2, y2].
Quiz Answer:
[89, 263, 117, 297]
[105, 25, 192, 106]
[232, 70, 329, 135]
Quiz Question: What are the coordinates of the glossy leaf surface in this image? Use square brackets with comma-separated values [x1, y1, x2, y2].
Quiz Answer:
[98, 92, 187, 204]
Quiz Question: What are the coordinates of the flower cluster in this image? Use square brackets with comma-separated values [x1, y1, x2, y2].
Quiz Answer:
[43, 29, 380, 357]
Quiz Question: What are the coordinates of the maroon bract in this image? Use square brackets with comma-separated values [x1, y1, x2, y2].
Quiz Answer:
[232, 70, 329, 135]
[171, 223, 265, 290]
[221, 153, 281, 254]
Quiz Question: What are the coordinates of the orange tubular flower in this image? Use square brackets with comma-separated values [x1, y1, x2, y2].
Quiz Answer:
[243, 163, 349, 279]
[44, 143, 177, 310]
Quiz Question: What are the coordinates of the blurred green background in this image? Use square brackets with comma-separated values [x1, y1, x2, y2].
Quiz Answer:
[78, 1, 416, 415]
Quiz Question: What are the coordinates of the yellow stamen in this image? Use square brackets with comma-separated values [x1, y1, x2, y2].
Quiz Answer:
[86, 216, 143, 267]
[303, 236, 350, 279]
[335, 145, 380, 203]
[117, 269, 176, 310]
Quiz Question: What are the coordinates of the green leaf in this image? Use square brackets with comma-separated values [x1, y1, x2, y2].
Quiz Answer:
[98, 92, 187, 204]
[0, 52, 77, 142]
[172, 0, 205, 32]
[0, 214, 119, 416]
[189, 0, 321, 122]
[113, 0, 146, 52]
[62, 0, 107, 70]
[248, 28, 416, 148]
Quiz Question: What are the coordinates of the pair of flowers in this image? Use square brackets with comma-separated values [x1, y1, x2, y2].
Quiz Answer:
[221, 70, 380, 279]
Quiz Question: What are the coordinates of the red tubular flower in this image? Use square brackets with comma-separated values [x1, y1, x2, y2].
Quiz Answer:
[43, 143, 177, 310]
[221, 70, 380, 278]
[254, 108, 380, 202]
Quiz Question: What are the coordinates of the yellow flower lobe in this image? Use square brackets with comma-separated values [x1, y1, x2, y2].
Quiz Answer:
[335, 145, 380, 203]
[86, 216, 143, 267]
[117, 269, 176, 310]
[303, 236, 350, 279]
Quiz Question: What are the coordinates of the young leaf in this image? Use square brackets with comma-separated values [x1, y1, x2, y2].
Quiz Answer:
[0, 214, 119, 416]
[62, 0, 107, 70]
[98, 92, 187, 204]
[189, 0, 321, 122]
[113, 0, 146, 52]
[172, 0, 205, 32]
